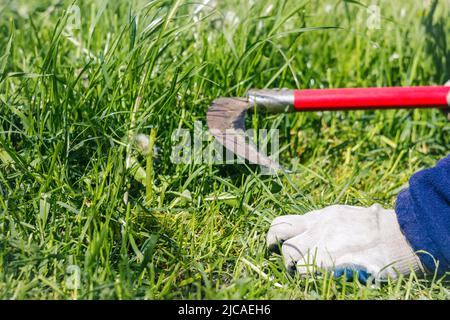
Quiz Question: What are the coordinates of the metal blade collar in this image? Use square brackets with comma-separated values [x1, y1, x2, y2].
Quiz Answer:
[247, 89, 295, 113]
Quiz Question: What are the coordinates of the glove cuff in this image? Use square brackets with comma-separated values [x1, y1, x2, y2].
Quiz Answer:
[377, 233, 424, 278]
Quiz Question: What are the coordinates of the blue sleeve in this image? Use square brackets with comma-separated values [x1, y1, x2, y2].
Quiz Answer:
[395, 155, 450, 276]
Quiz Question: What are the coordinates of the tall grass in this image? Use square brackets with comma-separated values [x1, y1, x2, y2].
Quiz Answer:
[0, 0, 449, 299]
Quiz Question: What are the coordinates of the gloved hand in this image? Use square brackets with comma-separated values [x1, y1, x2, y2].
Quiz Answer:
[267, 204, 423, 282]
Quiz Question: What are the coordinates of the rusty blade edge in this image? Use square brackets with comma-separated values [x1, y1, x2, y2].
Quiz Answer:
[206, 97, 283, 172]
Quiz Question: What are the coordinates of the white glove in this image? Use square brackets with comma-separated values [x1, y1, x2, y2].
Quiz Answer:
[267, 204, 423, 282]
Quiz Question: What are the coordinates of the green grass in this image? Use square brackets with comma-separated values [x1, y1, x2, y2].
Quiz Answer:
[0, 0, 449, 299]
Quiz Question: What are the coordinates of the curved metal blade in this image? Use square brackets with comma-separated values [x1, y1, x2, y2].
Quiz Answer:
[206, 97, 282, 172]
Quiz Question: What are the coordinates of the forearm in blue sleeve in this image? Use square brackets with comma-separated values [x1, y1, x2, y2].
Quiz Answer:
[395, 155, 450, 276]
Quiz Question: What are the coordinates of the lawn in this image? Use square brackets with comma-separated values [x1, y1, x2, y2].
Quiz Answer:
[0, 0, 449, 299]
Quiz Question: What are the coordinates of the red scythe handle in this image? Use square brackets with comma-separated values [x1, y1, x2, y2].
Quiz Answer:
[293, 86, 450, 111]
[248, 86, 450, 112]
